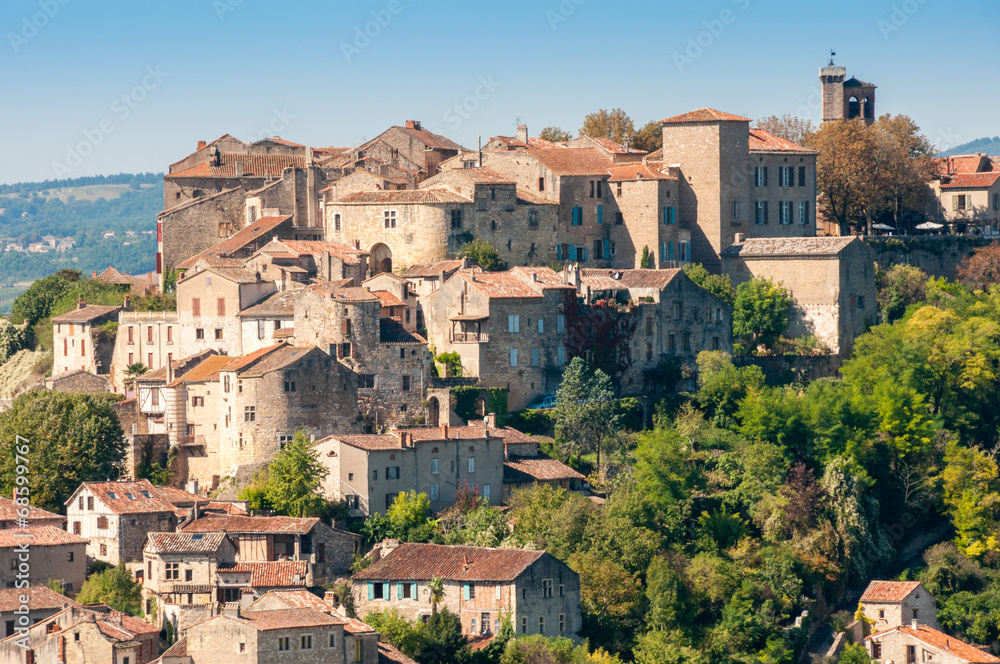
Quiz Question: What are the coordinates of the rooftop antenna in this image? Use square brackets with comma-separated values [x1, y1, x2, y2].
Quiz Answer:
[513, 116, 522, 128]
[828, 50, 836, 66]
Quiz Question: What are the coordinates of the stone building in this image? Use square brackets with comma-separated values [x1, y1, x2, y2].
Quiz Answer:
[0, 604, 160, 664]
[314, 424, 511, 516]
[865, 624, 999, 664]
[399, 259, 465, 330]
[236, 290, 301, 355]
[859, 580, 939, 633]
[352, 541, 582, 640]
[423, 266, 576, 410]
[92, 266, 159, 296]
[110, 309, 180, 392]
[722, 236, 876, 355]
[574, 267, 733, 392]
[820, 61, 877, 125]
[0, 586, 80, 638]
[178, 514, 360, 584]
[64, 479, 204, 565]
[0, 497, 64, 530]
[51, 300, 122, 378]
[132, 351, 216, 435]
[44, 370, 110, 393]
[0, 527, 87, 593]
[929, 171, 1000, 231]
[359, 120, 465, 178]
[174, 214, 294, 278]
[500, 425, 584, 501]
[245, 238, 370, 289]
[363, 272, 417, 332]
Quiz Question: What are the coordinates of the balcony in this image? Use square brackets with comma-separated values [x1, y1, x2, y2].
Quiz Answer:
[452, 332, 489, 343]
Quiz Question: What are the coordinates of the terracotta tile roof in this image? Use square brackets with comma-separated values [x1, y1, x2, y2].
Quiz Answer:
[307, 283, 379, 302]
[456, 268, 542, 299]
[51, 304, 121, 324]
[140, 351, 217, 383]
[252, 136, 305, 147]
[218, 562, 309, 588]
[607, 163, 676, 181]
[94, 610, 160, 637]
[660, 108, 751, 124]
[202, 501, 248, 515]
[526, 148, 614, 176]
[724, 236, 859, 258]
[941, 172, 1000, 189]
[391, 125, 464, 152]
[160, 638, 188, 657]
[516, 190, 556, 205]
[380, 319, 427, 345]
[335, 189, 470, 204]
[860, 580, 922, 602]
[489, 135, 561, 150]
[0, 526, 87, 548]
[175, 215, 291, 269]
[234, 344, 313, 377]
[400, 260, 464, 278]
[278, 240, 368, 264]
[579, 268, 682, 290]
[165, 153, 305, 179]
[154, 485, 209, 506]
[372, 290, 407, 308]
[0, 496, 63, 523]
[252, 589, 334, 613]
[442, 167, 514, 184]
[867, 625, 1000, 663]
[504, 456, 585, 483]
[168, 355, 234, 386]
[238, 289, 301, 318]
[748, 129, 816, 154]
[353, 543, 545, 582]
[218, 343, 284, 374]
[344, 616, 377, 634]
[380, 642, 418, 664]
[69, 480, 177, 514]
[180, 514, 319, 535]
[592, 136, 644, 154]
[936, 154, 995, 176]
[320, 433, 401, 451]
[146, 531, 229, 554]
[93, 266, 150, 287]
[0, 586, 80, 613]
[510, 266, 575, 290]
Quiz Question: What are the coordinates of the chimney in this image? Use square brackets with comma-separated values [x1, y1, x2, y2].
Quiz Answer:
[354, 239, 361, 250]
[517, 124, 528, 144]
[461, 257, 471, 269]
[911, 619, 918, 630]
[91, 271, 97, 278]
[197, 140, 207, 150]
[734, 232, 745, 244]
[531, 272, 538, 282]
[397, 431, 409, 448]
[166, 358, 175, 384]
[77, 298, 86, 310]
[485, 413, 496, 428]
[405, 120, 422, 131]
[123, 295, 131, 310]
[441, 424, 449, 438]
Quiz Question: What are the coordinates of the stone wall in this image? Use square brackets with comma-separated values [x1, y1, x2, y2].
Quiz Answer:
[159, 187, 246, 276]
[734, 354, 844, 385]
[864, 235, 996, 281]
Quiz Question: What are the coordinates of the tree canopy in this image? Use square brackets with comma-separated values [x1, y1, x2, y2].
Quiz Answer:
[580, 108, 635, 146]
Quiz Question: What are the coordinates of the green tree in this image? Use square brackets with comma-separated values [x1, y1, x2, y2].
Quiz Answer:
[262, 430, 329, 517]
[427, 576, 445, 614]
[695, 351, 765, 424]
[364, 610, 427, 657]
[839, 643, 873, 664]
[76, 564, 143, 616]
[580, 108, 635, 146]
[554, 358, 621, 469]
[634, 630, 708, 664]
[0, 391, 125, 512]
[631, 120, 663, 153]
[11, 273, 73, 324]
[683, 263, 735, 306]
[539, 127, 573, 143]
[459, 239, 506, 272]
[876, 263, 927, 323]
[640, 245, 653, 269]
[387, 490, 434, 541]
[124, 362, 148, 393]
[417, 608, 467, 664]
[732, 277, 792, 351]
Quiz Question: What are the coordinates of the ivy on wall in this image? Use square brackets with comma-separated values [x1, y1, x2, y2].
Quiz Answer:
[451, 386, 508, 426]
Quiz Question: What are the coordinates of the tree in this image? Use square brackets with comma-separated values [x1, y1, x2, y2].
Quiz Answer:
[632, 121, 663, 153]
[958, 244, 1000, 291]
[76, 564, 143, 616]
[838, 643, 873, 664]
[459, 239, 506, 272]
[124, 362, 148, 394]
[877, 263, 927, 323]
[753, 115, 814, 146]
[580, 108, 635, 146]
[262, 430, 329, 517]
[387, 490, 434, 541]
[539, 127, 573, 143]
[427, 576, 445, 614]
[683, 263, 735, 306]
[640, 246, 653, 269]
[732, 277, 792, 351]
[0, 391, 125, 512]
[364, 610, 427, 657]
[695, 351, 765, 424]
[11, 273, 73, 324]
[554, 358, 621, 469]
[417, 608, 467, 664]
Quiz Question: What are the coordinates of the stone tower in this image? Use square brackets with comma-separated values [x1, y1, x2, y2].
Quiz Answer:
[820, 56, 877, 126]
[820, 64, 847, 123]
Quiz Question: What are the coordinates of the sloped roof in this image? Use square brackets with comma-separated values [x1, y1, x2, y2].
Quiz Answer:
[400, 260, 464, 278]
[372, 290, 407, 308]
[146, 531, 229, 554]
[843, 76, 875, 88]
[526, 148, 614, 176]
[0, 526, 87, 548]
[353, 543, 545, 582]
[380, 318, 427, 345]
[0, 586, 80, 613]
[140, 350, 216, 383]
[579, 268, 682, 290]
[456, 269, 542, 299]
[867, 624, 999, 663]
[335, 189, 470, 204]
[250, 589, 335, 613]
[607, 163, 676, 181]
[516, 190, 556, 205]
[748, 129, 817, 154]
[307, 283, 379, 302]
[724, 236, 859, 258]
[69, 479, 177, 514]
[504, 456, 585, 483]
[165, 153, 305, 179]
[51, 304, 121, 324]
[660, 108, 751, 124]
[380, 642, 419, 664]
[0, 496, 63, 523]
[860, 580, 922, 602]
[439, 166, 514, 184]
[180, 514, 319, 535]
[168, 355, 234, 386]
[218, 561, 309, 588]
[389, 125, 464, 151]
[175, 215, 291, 270]
[940, 172, 1000, 189]
[218, 343, 285, 374]
[234, 344, 312, 377]
[237, 289, 301, 318]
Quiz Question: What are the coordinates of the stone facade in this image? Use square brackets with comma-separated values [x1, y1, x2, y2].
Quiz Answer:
[930, 173, 1000, 228]
[0, 528, 87, 593]
[44, 370, 110, 393]
[51, 301, 122, 377]
[865, 625, 997, 664]
[860, 581, 939, 633]
[159, 187, 247, 278]
[820, 64, 876, 125]
[110, 310, 181, 391]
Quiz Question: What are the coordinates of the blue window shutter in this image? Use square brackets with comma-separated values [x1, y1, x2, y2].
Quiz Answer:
[557, 244, 562, 260]
[583, 248, 589, 261]
[669, 242, 674, 262]
[463, 583, 471, 601]
[603, 239, 610, 258]
[412, 583, 418, 598]
[383, 583, 389, 599]
[570, 244, 576, 259]
[670, 207, 676, 224]
[663, 207, 668, 224]
[597, 205, 604, 224]
[367, 582, 374, 601]
[397, 583, 403, 600]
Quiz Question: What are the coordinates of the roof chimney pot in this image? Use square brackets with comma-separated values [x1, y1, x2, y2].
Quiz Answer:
[441, 424, 449, 438]
[77, 298, 86, 310]
[911, 619, 919, 630]
[197, 140, 207, 150]
[517, 124, 528, 145]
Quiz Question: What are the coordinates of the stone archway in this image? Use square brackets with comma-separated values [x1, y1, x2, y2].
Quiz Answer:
[427, 397, 440, 427]
[370, 243, 392, 275]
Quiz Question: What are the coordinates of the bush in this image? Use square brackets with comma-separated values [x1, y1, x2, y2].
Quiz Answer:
[508, 408, 555, 435]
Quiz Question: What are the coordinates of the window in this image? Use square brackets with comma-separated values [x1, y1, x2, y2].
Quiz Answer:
[754, 166, 768, 187]
[214, 329, 223, 340]
[596, 204, 604, 224]
[73, 522, 81, 535]
[995, 193, 1000, 211]
[532, 348, 539, 367]
[450, 209, 463, 228]
[195, 328, 204, 340]
[878, 609, 885, 619]
[542, 579, 553, 597]
[165, 563, 179, 580]
[571, 207, 582, 226]
[191, 396, 204, 407]
[536, 318, 544, 334]
[755, 200, 768, 225]
[373, 469, 378, 480]
[278, 435, 293, 449]
[663, 206, 676, 224]
[278, 637, 290, 651]
[78, 496, 84, 510]
[539, 616, 545, 633]
[858, 296, 866, 308]
[508, 315, 520, 333]
[384, 209, 397, 228]
[244, 406, 255, 422]
[559, 613, 565, 632]
[680, 240, 690, 262]
[799, 201, 810, 224]
[127, 326, 134, 345]
[185, 569, 193, 582]
[616, 182, 623, 196]
[87, 497, 94, 511]
[191, 298, 200, 317]
[402, 375, 411, 391]
[615, 211, 624, 225]
[284, 380, 296, 392]
[779, 166, 794, 187]
[906, 645, 916, 663]
[483, 484, 491, 499]
[593, 239, 604, 259]
[954, 194, 971, 211]
[301, 635, 313, 649]
[521, 617, 527, 634]
[334, 213, 342, 231]
[67, 551, 74, 562]
[731, 200, 741, 219]
[798, 165, 806, 186]
[329, 633, 337, 647]
[528, 209, 538, 226]
[668, 333, 676, 351]
[509, 348, 518, 367]
[386, 466, 400, 480]
[216, 297, 226, 316]
[100, 543, 107, 556]
[646, 343, 653, 361]
[556, 314, 565, 334]
[538, 177, 545, 191]
[430, 484, 439, 500]
[712, 336, 720, 350]
[589, 180, 595, 198]
[779, 201, 792, 225]
[468, 457, 476, 473]
[872, 643, 881, 658]
[97, 516, 108, 529]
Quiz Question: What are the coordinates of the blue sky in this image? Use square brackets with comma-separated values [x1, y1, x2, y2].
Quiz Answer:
[1, 0, 996, 184]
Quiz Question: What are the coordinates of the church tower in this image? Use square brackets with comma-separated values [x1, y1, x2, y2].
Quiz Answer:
[820, 54, 877, 126]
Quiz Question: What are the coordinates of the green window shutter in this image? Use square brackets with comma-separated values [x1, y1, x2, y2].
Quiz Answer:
[953, 195, 960, 211]
[412, 583, 418, 599]
[596, 204, 603, 224]
[663, 207, 668, 224]
[463, 583, 471, 601]
[669, 242, 674, 262]
[557, 244, 562, 260]
[383, 583, 389, 599]
[670, 207, 676, 224]
[397, 583, 403, 599]
[367, 582, 374, 601]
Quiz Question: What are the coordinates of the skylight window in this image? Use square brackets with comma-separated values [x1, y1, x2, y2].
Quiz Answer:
[108, 492, 118, 499]
[141, 491, 152, 498]
[126, 493, 136, 500]
[191, 534, 204, 540]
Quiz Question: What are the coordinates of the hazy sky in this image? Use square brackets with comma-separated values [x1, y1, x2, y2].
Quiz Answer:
[2, 0, 996, 184]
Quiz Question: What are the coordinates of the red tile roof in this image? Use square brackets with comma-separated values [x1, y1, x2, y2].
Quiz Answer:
[217, 562, 309, 588]
[175, 215, 291, 270]
[867, 625, 1000, 663]
[252, 136, 305, 147]
[320, 434, 401, 451]
[237, 289, 302, 318]
[220, 343, 285, 374]
[234, 344, 314, 378]
[457, 269, 542, 299]
[660, 108, 751, 124]
[335, 189, 470, 204]
[935, 154, 995, 176]
[748, 128, 816, 153]
[321, 425, 520, 452]
[515, 190, 556, 205]
[272, 240, 368, 264]
[607, 163, 676, 181]
[353, 543, 545, 582]
[165, 153, 305, 179]
[69, 480, 179, 514]
[154, 485, 209, 506]
[0, 496, 63, 524]
[251, 589, 334, 613]
[400, 260, 464, 278]
[146, 531, 229, 554]
[860, 580, 922, 602]
[724, 236, 859, 258]
[509, 266, 575, 291]
[180, 514, 319, 535]
[504, 456, 585, 483]
[168, 355, 234, 386]
[202, 501, 249, 515]
[50, 304, 121, 324]
[940, 172, 1000, 189]
[372, 290, 407, 308]
[441, 167, 514, 184]
[0, 526, 87, 548]
[526, 148, 614, 176]
[0, 586, 80, 613]
[579, 268, 682, 290]
[380, 642, 418, 664]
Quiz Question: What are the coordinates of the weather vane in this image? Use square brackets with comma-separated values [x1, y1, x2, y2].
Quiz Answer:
[829, 50, 836, 66]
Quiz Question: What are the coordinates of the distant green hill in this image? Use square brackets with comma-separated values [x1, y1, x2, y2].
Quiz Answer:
[937, 136, 1000, 157]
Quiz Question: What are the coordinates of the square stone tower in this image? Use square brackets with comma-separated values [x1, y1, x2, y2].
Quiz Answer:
[820, 65, 847, 122]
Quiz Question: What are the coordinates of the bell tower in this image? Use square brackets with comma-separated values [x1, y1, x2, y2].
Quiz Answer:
[820, 51, 847, 123]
